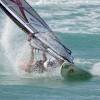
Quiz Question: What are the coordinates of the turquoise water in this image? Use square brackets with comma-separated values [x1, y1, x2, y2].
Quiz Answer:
[1, 0, 100, 100]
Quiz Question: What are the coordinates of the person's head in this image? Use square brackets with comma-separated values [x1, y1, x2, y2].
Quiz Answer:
[39, 60, 43, 64]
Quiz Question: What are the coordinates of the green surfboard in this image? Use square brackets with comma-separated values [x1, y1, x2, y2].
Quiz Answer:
[61, 63, 92, 81]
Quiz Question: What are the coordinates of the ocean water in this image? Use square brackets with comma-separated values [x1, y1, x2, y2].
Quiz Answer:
[0, 0, 100, 100]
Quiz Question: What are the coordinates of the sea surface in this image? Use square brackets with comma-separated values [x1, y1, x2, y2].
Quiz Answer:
[0, 0, 100, 100]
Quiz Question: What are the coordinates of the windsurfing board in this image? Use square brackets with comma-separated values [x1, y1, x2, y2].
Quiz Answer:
[61, 63, 92, 81]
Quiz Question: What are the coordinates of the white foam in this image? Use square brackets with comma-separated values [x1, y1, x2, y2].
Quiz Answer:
[1, 17, 28, 75]
[27, 0, 100, 5]
[1, 17, 15, 66]
[90, 62, 100, 76]
[18, 66, 61, 79]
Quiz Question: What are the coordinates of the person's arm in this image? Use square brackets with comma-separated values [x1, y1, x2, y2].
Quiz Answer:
[27, 33, 33, 42]
[42, 51, 47, 63]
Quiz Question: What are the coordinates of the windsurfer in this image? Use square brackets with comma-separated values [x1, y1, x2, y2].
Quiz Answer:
[23, 33, 47, 73]
[21, 33, 65, 73]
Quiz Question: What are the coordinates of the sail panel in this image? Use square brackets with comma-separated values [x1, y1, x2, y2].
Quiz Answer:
[0, 0, 74, 63]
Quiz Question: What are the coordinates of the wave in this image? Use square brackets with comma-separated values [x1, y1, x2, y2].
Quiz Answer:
[1, 0, 100, 35]
[26, 0, 100, 34]
[72, 58, 100, 76]
[1, 0, 100, 78]
[90, 62, 100, 76]
[27, 0, 100, 5]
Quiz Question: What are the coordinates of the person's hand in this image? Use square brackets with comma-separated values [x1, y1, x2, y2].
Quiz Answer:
[28, 33, 32, 41]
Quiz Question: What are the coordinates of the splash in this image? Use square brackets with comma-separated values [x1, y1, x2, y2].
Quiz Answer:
[90, 62, 100, 76]
[1, 17, 14, 61]
[1, 17, 15, 72]
[0, 17, 61, 78]
[1, 17, 30, 75]
[74, 58, 92, 65]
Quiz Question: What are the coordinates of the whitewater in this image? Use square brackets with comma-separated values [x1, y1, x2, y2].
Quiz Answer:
[0, 0, 100, 100]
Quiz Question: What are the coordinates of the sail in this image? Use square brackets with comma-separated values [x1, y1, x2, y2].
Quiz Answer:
[0, 0, 74, 63]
